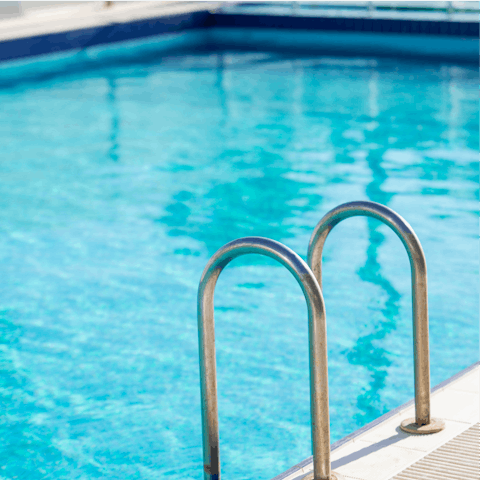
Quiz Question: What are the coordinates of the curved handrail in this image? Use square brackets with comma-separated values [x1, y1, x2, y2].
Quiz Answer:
[198, 237, 337, 480]
[307, 200, 432, 428]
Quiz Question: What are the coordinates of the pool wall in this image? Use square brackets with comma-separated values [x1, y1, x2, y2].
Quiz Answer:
[213, 9, 480, 37]
[0, 3, 478, 64]
[206, 27, 478, 63]
[0, 9, 214, 63]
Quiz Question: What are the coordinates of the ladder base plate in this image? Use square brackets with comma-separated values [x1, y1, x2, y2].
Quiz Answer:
[399, 417, 445, 434]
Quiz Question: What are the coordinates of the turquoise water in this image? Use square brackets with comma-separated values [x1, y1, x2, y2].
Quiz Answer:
[0, 33, 478, 480]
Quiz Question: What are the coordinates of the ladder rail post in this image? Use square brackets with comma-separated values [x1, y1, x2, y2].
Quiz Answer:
[197, 237, 338, 480]
[307, 201, 444, 433]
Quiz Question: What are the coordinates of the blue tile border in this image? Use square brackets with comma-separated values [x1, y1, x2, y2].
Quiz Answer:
[212, 13, 479, 38]
[0, 10, 213, 63]
[207, 28, 478, 64]
[0, 8, 478, 64]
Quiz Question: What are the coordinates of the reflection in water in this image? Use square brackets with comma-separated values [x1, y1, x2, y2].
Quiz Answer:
[215, 53, 228, 130]
[158, 55, 323, 255]
[107, 75, 120, 162]
[350, 221, 401, 424]
[160, 150, 322, 255]
[346, 71, 402, 425]
[155, 53, 477, 435]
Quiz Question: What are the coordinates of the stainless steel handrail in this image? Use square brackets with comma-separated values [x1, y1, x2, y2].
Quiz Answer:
[307, 200, 444, 434]
[198, 237, 343, 480]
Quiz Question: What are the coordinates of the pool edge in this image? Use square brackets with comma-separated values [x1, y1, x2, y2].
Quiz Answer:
[270, 360, 480, 480]
[0, 1, 478, 64]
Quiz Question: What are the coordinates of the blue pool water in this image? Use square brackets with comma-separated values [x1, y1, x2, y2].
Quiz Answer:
[0, 32, 478, 480]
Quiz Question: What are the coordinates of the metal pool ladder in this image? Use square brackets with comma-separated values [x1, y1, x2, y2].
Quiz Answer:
[308, 200, 445, 435]
[196, 202, 445, 480]
[197, 237, 344, 480]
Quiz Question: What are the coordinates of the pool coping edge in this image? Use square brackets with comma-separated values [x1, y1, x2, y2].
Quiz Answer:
[270, 360, 480, 480]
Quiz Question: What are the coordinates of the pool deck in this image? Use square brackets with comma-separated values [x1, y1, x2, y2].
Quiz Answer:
[272, 362, 479, 480]
[0, 1, 220, 43]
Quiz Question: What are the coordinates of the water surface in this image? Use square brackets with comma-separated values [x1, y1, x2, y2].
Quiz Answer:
[0, 37, 478, 480]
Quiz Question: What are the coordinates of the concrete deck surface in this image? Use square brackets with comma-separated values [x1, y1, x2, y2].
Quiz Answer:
[274, 363, 479, 480]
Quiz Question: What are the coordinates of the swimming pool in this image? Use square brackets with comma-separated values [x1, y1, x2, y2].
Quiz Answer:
[0, 31, 478, 480]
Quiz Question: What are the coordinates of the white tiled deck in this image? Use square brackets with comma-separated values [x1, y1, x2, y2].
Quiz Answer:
[0, 1, 221, 43]
[274, 363, 479, 480]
